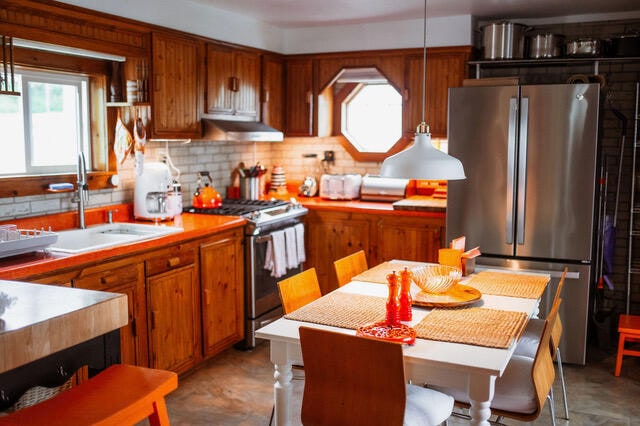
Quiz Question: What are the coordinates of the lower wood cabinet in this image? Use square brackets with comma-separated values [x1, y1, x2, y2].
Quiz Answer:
[200, 229, 244, 359]
[304, 210, 445, 294]
[15, 226, 245, 376]
[147, 263, 200, 374]
[73, 261, 148, 368]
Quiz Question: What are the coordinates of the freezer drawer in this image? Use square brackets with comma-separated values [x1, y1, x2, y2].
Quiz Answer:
[475, 258, 590, 365]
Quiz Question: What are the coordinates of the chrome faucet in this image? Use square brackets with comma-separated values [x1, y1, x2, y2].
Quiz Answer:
[72, 152, 89, 229]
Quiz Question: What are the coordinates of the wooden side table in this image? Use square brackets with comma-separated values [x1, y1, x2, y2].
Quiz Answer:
[615, 314, 640, 377]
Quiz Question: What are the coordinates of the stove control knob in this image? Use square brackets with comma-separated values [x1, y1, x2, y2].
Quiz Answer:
[249, 211, 262, 220]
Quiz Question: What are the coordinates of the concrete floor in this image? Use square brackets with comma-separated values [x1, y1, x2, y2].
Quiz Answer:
[164, 341, 640, 425]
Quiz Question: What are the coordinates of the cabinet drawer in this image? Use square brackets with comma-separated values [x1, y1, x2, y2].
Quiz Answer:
[145, 245, 196, 276]
[74, 264, 140, 290]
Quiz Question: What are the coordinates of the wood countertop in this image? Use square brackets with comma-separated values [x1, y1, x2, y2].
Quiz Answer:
[299, 196, 446, 218]
[0, 210, 246, 280]
[0, 280, 128, 373]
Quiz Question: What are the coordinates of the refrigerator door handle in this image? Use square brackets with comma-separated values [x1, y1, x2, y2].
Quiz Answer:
[516, 96, 530, 245]
[506, 97, 518, 245]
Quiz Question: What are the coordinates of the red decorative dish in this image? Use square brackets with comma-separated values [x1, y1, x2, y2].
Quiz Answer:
[356, 321, 417, 345]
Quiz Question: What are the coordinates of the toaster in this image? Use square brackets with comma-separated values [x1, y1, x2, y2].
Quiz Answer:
[319, 174, 362, 200]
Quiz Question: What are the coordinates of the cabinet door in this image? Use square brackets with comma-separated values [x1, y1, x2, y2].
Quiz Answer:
[405, 47, 470, 138]
[200, 230, 244, 358]
[262, 54, 285, 131]
[147, 265, 199, 374]
[374, 216, 444, 264]
[285, 58, 314, 136]
[74, 262, 148, 368]
[206, 43, 235, 115]
[304, 211, 370, 294]
[234, 50, 260, 119]
[151, 32, 201, 138]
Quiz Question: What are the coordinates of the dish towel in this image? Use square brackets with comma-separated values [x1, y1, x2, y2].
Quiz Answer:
[294, 223, 306, 263]
[284, 226, 298, 269]
[264, 229, 287, 278]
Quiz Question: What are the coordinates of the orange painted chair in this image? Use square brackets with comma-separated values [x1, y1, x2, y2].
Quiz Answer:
[0, 364, 178, 426]
[277, 267, 322, 314]
[333, 250, 368, 287]
[615, 314, 640, 377]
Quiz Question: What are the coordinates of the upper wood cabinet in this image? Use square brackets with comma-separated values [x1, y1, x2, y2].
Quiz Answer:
[206, 43, 261, 120]
[405, 46, 471, 138]
[285, 57, 315, 136]
[151, 32, 202, 138]
[261, 53, 285, 131]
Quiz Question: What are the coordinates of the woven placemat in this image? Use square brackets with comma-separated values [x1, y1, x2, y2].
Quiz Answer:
[414, 307, 528, 349]
[351, 261, 421, 284]
[465, 270, 549, 299]
[284, 292, 386, 329]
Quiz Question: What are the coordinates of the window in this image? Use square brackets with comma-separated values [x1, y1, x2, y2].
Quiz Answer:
[341, 83, 402, 153]
[0, 69, 90, 176]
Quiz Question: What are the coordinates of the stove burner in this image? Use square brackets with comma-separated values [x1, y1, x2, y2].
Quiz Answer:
[184, 198, 288, 216]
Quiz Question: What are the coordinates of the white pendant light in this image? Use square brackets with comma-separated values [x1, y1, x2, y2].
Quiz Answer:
[380, 0, 465, 181]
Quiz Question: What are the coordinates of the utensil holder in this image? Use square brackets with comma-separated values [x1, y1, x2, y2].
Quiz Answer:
[240, 177, 260, 200]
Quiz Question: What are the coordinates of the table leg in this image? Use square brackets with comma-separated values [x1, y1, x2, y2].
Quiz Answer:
[467, 373, 495, 426]
[273, 361, 293, 426]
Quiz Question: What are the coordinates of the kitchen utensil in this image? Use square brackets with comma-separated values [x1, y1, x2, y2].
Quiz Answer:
[411, 264, 461, 294]
[114, 110, 133, 166]
[566, 37, 601, 57]
[480, 21, 530, 59]
[528, 33, 565, 58]
[609, 32, 640, 57]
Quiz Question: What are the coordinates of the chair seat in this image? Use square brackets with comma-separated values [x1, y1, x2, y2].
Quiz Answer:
[405, 384, 454, 426]
[514, 318, 545, 358]
[432, 355, 536, 414]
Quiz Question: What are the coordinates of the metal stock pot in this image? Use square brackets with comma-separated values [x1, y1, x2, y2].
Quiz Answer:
[481, 22, 529, 59]
[528, 33, 565, 58]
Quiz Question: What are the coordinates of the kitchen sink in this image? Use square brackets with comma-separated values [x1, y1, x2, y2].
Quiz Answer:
[48, 222, 183, 254]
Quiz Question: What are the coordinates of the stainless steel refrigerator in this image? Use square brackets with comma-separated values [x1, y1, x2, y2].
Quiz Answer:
[446, 83, 600, 365]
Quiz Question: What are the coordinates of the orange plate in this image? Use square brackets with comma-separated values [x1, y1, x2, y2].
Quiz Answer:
[356, 321, 416, 345]
[413, 284, 482, 308]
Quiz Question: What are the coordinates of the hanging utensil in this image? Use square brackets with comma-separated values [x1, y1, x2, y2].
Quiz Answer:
[114, 110, 133, 166]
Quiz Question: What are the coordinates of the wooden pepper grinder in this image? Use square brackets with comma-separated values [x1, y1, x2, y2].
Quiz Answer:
[385, 272, 400, 327]
[399, 267, 413, 321]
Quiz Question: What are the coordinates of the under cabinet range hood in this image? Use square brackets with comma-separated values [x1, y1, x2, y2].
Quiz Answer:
[201, 118, 284, 142]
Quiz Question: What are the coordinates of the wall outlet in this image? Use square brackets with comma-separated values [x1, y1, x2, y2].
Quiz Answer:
[323, 150, 335, 165]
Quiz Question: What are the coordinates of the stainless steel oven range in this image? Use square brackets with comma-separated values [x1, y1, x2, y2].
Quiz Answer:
[185, 198, 308, 349]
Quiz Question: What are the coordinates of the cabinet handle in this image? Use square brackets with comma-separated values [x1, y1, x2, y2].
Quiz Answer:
[151, 311, 157, 330]
[204, 289, 211, 305]
[167, 257, 181, 268]
[262, 88, 269, 103]
[229, 76, 239, 92]
[306, 90, 312, 104]
[100, 275, 117, 285]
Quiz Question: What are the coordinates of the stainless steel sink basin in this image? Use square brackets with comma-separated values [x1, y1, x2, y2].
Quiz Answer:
[48, 223, 183, 254]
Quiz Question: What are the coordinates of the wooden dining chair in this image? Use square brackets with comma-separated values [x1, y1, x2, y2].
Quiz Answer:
[298, 326, 454, 426]
[277, 267, 322, 314]
[433, 297, 560, 426]
[333, 250, 368, 287]
[514, 267, 569, 420]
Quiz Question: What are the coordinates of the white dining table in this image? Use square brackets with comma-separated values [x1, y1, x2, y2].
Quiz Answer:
[256, 273, 543, 426]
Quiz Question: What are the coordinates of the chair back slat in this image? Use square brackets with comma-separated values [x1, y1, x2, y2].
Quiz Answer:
[277, 268, 322, 314]
[334, 250, 368, 287]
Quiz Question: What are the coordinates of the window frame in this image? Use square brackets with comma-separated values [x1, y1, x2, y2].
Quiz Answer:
[0, 48, 117, 198]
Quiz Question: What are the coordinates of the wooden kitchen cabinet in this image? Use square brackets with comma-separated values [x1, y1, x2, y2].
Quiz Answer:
[151, 32, 202, 138]
[304, 210, 371, 294]
[206, 43, 261, 120]
[145, 243, 200, 374]
[304, 209, 445, 293]
[405, 46, 471, 138]
[285, 57, 315, 136]
[73, 261, 148, 368]
[373, 215, 445, 265]
[261, 53, 285, 131]
[199, 229, 244, 359]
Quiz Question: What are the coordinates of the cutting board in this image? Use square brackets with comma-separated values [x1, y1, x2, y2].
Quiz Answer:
[392, 196, 446, 212]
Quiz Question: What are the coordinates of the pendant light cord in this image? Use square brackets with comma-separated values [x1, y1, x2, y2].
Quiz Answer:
[421, 0, 427, 125]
